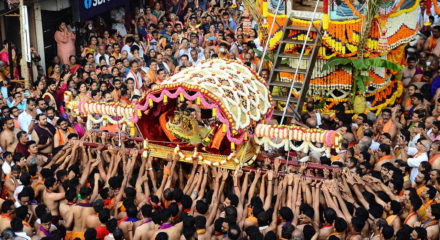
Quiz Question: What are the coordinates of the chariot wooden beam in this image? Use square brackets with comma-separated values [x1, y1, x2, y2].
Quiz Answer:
[81, 140, 325, 180]
[83, 130, 339, 171]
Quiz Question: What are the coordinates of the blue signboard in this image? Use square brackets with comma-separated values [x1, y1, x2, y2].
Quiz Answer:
[79, 0, 130, 21]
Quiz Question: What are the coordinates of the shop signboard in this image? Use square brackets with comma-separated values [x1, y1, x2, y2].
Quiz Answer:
[79, 0, 130, 21]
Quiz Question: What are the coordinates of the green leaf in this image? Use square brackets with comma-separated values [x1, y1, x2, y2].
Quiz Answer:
[358, 75, 373, 82]
[352, 58, 369, 71]
[253, 48, 273, 62]
[365, 58, 403, 71]
[322, 58, 352, 71]
[281, 59, 289, 65]
[355, 76, 367, 92]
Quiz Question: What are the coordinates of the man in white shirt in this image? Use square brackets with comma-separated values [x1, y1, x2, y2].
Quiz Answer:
[426, 116, 435, 137]
[1, 152, 13, 175]
[11, 218, 31, 240]
[121, 36, 135, 56]
[190, 49, 203, 65]
[18, 98, 37, 135]
[111, 7, 127, 37]
[409, 122, 423, 150]
[133, 34, 145, 58]
[95, 45, 109, 66]
[126, 60, 142, 90]
[404, 138, 430, 185]
[188, 38, 205, 63]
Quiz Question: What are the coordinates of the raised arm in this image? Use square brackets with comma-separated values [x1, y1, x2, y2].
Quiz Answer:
[263, 170, 274, 211]
[183, 158, 199, 195]
[247, 169, 261, 205]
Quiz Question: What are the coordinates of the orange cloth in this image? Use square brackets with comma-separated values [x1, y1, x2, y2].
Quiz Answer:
[428, 35, 438, 52]
[386, 215, 397, 226]
[429, 153, 440, 165]
[70, 231, 85, 240]
[377, 155, 393, 164]
[65, 232, 72, 240]
[246, 216, 258, 224]
[99, 124, 119, 133]
[56, 127, 75, 146]
[405, 97, 412, 108]
[404, 212, 416, 225]
[13, 119, 19, 129]
[148, 70, 157, 83]
[382, 120, 393, 133]
[414, 184, 427, 198]
[159, 111, 177, 142]
[33, 180, 44, 192]
[211, 129, 226, 150]
[22, 221, 31, 228]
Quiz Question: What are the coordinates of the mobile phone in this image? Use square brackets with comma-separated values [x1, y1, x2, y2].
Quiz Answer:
[140, 8, 144, 13]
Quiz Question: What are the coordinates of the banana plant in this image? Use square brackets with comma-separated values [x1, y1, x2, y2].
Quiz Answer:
[322, 57, 403, 94]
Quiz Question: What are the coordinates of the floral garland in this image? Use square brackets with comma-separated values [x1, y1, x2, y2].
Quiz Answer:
[253, 125, 341, 156]
[267, 0, 419, 54]
[79, 101, 135, 118]
[254, 124, 340, 146]
[135, 59, 274, 145]
[86, 114, 132, 130]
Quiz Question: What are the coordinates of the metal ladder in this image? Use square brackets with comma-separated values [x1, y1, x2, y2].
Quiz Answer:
[267, 0, 322, 124]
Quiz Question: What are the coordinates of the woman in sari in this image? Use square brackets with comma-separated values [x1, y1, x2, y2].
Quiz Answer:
[74, 82, 91, 102]
[49, 64, 61, 83]
[152, 3, 165, 22]
[31, 77, 46, 99]
[68, 55, 81, 74]
[0, 41, 19, 80]
[134, 17, 149, 40]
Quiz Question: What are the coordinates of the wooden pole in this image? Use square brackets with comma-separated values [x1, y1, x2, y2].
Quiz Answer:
[82, 130, 340, 171]
[81, 140, 325, 180]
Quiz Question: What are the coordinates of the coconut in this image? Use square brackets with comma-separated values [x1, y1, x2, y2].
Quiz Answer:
[353, 95, 366, 114]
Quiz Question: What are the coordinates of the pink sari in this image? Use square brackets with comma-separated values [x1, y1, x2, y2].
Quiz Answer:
[0, 51, 18, 79]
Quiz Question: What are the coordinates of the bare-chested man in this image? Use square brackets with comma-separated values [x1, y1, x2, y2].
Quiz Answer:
[119, 205, 141, 239]
[26, 140, 47, 167]
[86, 199, 104, 229]
[31, 114, 55, 155]
[423, 203, 440, 240]
[53, 118, 76, 148]
[60, 189, 77, 240]
[4, 165, 20, 200]
[42, 176, 65, 227]
[424, 26, 440, 57]
[144, 222, 183, 240]
[402, 57, 420, 87]
[65, 186, 96, 240]
[0, 117, 19, 153]
[0, 200, 15, 232]
[133, 204, 155, 240]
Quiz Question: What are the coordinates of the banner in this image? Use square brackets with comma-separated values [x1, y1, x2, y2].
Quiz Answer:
[79, 0, 130, 21]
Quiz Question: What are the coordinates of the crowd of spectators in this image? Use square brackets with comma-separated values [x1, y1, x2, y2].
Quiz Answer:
[1, 0, 440, 239]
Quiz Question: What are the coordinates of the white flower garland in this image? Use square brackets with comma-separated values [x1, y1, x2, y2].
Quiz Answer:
[86, 114, 131, 130]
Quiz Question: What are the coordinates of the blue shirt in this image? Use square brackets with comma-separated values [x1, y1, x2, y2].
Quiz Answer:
[8, 99, 27, 111]
[432, 76, 440, 96]
[223, 20, 237, 31]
